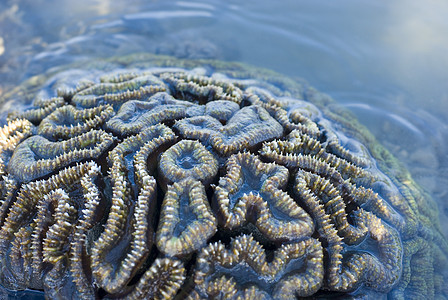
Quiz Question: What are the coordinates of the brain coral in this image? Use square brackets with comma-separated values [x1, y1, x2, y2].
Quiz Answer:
[0, 53, 446, 299]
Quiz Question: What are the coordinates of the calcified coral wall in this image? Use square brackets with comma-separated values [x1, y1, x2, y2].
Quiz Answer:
[0, 54, 446, 299]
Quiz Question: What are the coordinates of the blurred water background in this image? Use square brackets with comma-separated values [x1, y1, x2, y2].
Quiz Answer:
[0, 0, 447, 292]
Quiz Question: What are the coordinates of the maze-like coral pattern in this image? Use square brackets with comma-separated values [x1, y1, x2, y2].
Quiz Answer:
[0, 61, 446, 299]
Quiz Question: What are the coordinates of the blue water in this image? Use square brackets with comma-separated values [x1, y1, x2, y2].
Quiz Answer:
[0, 0, 447, 297]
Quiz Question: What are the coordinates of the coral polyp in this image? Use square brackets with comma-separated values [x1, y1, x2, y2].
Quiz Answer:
[174, 104, 283, 155]
[0, 54, 446, 299]
[188, 234, 324, 299]
[159, 139, 218, 187]
[214, 152, 314, 241]
[156, 178, 217, 257]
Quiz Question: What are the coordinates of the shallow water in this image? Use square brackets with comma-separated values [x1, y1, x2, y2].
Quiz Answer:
[0, 0, 447, 297]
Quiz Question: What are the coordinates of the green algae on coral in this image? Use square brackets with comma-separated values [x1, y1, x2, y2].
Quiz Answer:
[0, 53, 446, 299]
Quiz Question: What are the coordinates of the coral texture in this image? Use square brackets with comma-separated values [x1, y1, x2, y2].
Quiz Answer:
[0, 54, 446, 299]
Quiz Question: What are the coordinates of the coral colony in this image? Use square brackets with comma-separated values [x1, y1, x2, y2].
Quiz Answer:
[0, 54, 446, 299]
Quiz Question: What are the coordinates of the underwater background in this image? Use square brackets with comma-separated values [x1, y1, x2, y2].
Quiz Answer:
[0, 0, 447, 298]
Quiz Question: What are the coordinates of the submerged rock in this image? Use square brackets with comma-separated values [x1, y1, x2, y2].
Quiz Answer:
[0, 53, 446, 299]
